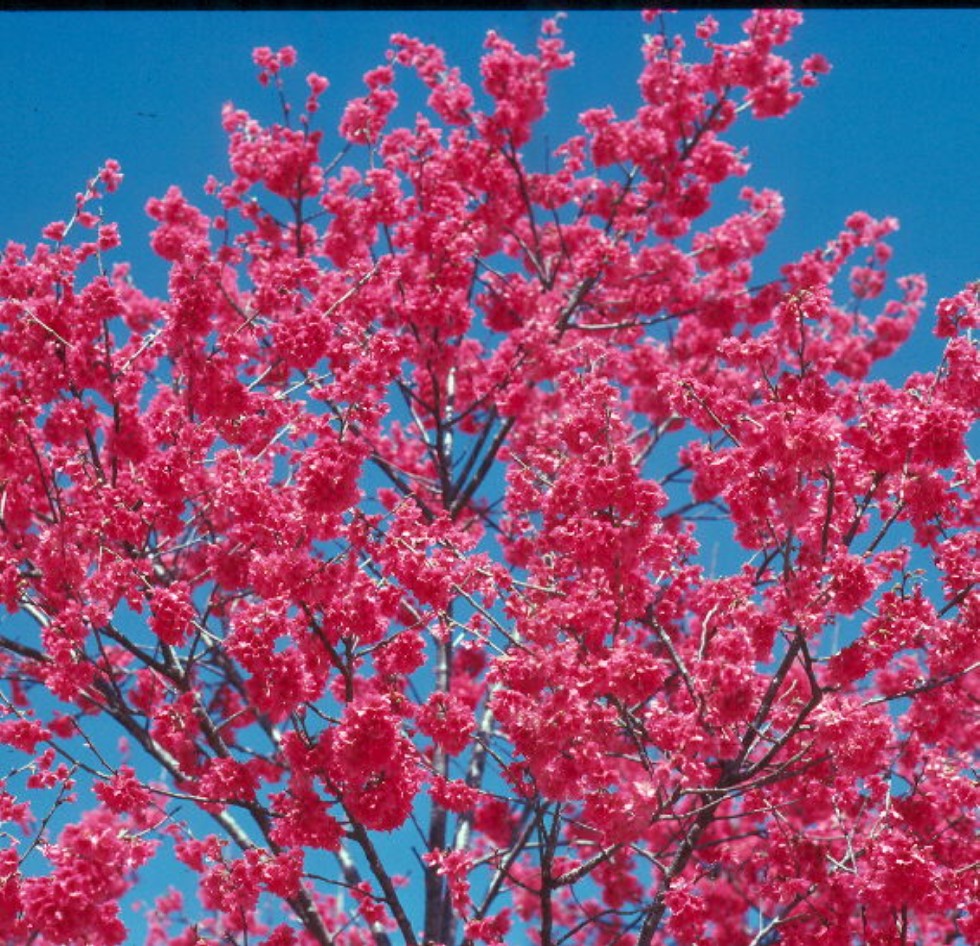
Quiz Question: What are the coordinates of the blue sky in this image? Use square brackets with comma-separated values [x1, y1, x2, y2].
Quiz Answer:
[4, 8, 978, 352]
[1, 8, 978, 939]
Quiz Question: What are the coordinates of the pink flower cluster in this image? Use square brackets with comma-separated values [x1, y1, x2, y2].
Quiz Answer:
[0, 10, 975, 946]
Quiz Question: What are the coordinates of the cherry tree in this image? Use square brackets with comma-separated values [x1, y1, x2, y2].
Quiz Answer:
[0, 9, 977, 946]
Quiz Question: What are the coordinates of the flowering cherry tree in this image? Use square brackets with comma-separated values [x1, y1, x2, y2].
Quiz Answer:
[0, 9, 977, 946]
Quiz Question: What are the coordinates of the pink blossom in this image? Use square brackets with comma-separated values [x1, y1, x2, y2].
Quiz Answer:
[0, 12, 974, 946]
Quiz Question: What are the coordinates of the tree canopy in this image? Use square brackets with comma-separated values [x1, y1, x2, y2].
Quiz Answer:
[0, 10, 976, 946]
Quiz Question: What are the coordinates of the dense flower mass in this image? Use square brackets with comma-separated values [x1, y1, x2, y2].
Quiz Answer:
[0, 11, 977, 946]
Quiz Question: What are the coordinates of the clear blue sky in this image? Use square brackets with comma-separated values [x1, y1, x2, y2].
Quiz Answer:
[2, 8, 978, 938]
[4, 10, 978, 361]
